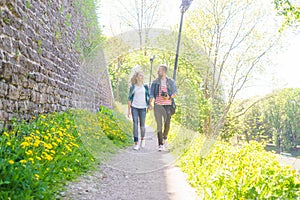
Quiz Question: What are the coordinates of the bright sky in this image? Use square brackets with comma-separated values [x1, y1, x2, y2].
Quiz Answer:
[276, 34, 300, 88]
[98, 0, 300, 97]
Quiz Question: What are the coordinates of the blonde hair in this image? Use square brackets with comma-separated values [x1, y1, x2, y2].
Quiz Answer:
[130, 70, 144, 86]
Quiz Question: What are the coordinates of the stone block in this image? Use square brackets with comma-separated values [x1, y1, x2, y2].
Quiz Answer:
[0, 81, 9, 97]
[11, 73, 19, 85]
[31, 91, 40, 103]
[0, 110, 8, 121]
[40, 93, 48, 104]
[8, 85, 19, 100]
[2, 62, 13, 82]
[20, 89, 31, 100]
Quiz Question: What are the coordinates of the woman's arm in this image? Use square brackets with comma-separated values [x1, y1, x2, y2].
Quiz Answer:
[127, 100, 132, 118]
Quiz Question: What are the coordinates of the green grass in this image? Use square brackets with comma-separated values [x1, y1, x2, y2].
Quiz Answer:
[0, 106, 132, 199]
[179, 138, 300, 199]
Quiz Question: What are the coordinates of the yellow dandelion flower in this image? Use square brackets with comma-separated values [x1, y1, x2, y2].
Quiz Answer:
[21, 141, 30, 148]
[24, 136, 31, 141]
[45, 143, 53, 149]
[25, 150, 33, 156]
[3, 132, 9, 137]
[40, 115, 46, 119]
[45, 155, 53, 161]
[36, 130, 41, 134]
[36, 156, 42, 160]
[73, 143, 79, 148]
[35, 135, 40, 139]
[237, 171, 243, 176]
[8, 160, 14, 165]
[33, 139, 41, 147]
[52, 142, 58, 147]
[34, 174, 39, 180]
[20, 160, 27, 164]
[43, 135, 49, 140]
[66, 145, 72, 152]
[64, 167, 67, 172]
[50, 150, 56, 154]
[61, 151, 66, 155]
[6, 141, 11, 146]
[29, 158, 34, 164]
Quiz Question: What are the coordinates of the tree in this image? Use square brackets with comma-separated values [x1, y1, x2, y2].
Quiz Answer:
[116, 0, 161, 51]
[228, 88, 300, 153]
[274, 0, 300, 28]
[263, 89, 300, 152]
[184, 0, 283, 136]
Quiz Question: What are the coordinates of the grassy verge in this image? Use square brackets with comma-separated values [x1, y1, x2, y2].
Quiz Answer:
[0, 106, 132, 199]
[179, 137, 300, 199]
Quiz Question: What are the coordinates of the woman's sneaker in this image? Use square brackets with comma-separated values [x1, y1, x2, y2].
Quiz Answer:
[158, 145, 163, 151]
[133, 144, 139, 150]
[141, 140, 146, 148]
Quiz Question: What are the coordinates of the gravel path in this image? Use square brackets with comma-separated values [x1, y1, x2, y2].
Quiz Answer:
[62, 126, 199, 200]
[277, 155, 300, 171]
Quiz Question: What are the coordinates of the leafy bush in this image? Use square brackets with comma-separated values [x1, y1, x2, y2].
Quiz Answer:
[179, 139, 300, 199]
[0, 108, 132, 199]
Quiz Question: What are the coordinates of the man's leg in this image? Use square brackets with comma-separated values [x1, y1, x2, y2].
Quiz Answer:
[154, 104, 163, 145]
[163, 105, 172, 140]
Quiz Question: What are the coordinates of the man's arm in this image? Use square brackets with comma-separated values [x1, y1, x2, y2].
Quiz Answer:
[171, 79, 178, 98]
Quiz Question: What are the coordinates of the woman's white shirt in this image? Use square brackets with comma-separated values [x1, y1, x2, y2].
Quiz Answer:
[131, 85, 147, 109]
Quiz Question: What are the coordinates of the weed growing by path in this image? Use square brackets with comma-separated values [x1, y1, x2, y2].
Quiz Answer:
[0, 107, 131, 199]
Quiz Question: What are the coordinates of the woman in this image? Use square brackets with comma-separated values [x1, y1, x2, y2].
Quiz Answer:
[127, 70, 150, 150]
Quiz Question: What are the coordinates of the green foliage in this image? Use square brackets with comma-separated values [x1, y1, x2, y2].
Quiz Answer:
[0, 107, 131, 199]
[224, 88, 300, 154]
[25, 1, 31, 9]
[274, 0, 300, 28]
[74, 0, 104, 59]
[179, 139, 300, 199]
[263, 89, 300, 151]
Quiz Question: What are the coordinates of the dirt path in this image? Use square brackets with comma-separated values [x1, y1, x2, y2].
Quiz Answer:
[62, 126, 199, 200]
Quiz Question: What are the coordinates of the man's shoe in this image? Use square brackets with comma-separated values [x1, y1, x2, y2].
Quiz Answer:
[163, 139, 168, 149]
[158, 145, 163, 151]
[141, 140, 146, 148]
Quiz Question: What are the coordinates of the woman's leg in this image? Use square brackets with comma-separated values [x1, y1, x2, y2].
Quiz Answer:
[131, 107, 139, 143]
[139, 108, 146, 139]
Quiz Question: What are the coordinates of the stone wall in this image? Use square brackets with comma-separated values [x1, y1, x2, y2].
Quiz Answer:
[0, 0, 113, 128]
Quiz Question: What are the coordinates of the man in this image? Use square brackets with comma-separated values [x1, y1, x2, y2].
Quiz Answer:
[149, 64, 178, 151]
